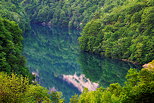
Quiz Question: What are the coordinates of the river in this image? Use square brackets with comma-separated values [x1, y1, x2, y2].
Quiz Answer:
[23, 24, 139, 102]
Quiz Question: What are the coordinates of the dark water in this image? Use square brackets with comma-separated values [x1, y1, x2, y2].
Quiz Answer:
[23, 24, 139, 102]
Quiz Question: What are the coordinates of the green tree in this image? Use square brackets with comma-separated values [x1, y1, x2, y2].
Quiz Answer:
[0, 18, 31, 78]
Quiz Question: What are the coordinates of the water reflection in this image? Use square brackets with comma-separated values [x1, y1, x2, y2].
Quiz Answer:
[24, 24, 81, 102]
[23, 24, 139, 102]
[63, 73, 99, 92]
[78, 52, 139, 87]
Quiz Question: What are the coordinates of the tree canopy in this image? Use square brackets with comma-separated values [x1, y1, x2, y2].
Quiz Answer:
[0, 18, 32, 78]
[79, 0, 154, 64]
[0, 0, 154, 102]
[0, 72, 64, 103]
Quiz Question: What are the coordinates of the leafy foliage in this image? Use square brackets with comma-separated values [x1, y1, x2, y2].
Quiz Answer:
[17, 0, 125, 29]
[0, 0, 30, 31]
[79, 0, 154, 64]
[0, 72, 64, 103]
[1, 0, 154, 103]
[0, 18, 31, 78]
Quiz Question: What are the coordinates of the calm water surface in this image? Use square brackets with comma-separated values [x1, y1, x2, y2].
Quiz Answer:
[23, 24, 139, 102]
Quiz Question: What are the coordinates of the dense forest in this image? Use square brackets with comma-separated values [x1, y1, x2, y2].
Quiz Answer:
[0, 0, 127, 29]
[0, 72, 64, 103]
[0, 15, 64, 103]
[0, 0, 154, 102]
[21, 0, 114, 29]
[79, 0, 154, 64]
[0, 18, 31, 78]
[0, 0, 30, 31]
[1, 0, 153, 64]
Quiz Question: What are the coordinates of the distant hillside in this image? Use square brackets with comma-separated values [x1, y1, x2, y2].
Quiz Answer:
[20, 0, 126, 29]
[0, 0, 30, 31]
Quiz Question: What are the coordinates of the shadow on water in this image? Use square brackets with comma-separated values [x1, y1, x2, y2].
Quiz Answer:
[23, 24, 140, 102]
[78, 52, 140, 87]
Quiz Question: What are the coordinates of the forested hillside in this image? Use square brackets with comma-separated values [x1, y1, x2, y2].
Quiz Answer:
[19, 0, 126, 29]
[0, 17, 64, 103]
[0, 18, 31, 78]
[0, 0, 154, 102]
[21, 0, 101, 28]
[0, 0, 30, 31]
[0, 72, 64, 103]
[10, 0, 153, 64]
[1, 0, 124, 29]
[0, 1, 65, 102]
[79, 0, 154, 64]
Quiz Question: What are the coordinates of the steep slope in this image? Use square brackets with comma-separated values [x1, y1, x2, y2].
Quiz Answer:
[0, 0, 30, 31]
[0, 18, 32, 78]
[79, 0, 154, 64]
[21, 0, 126, 29]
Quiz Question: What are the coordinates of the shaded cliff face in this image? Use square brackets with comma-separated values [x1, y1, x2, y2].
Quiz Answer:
[63, 74, 99, 92]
